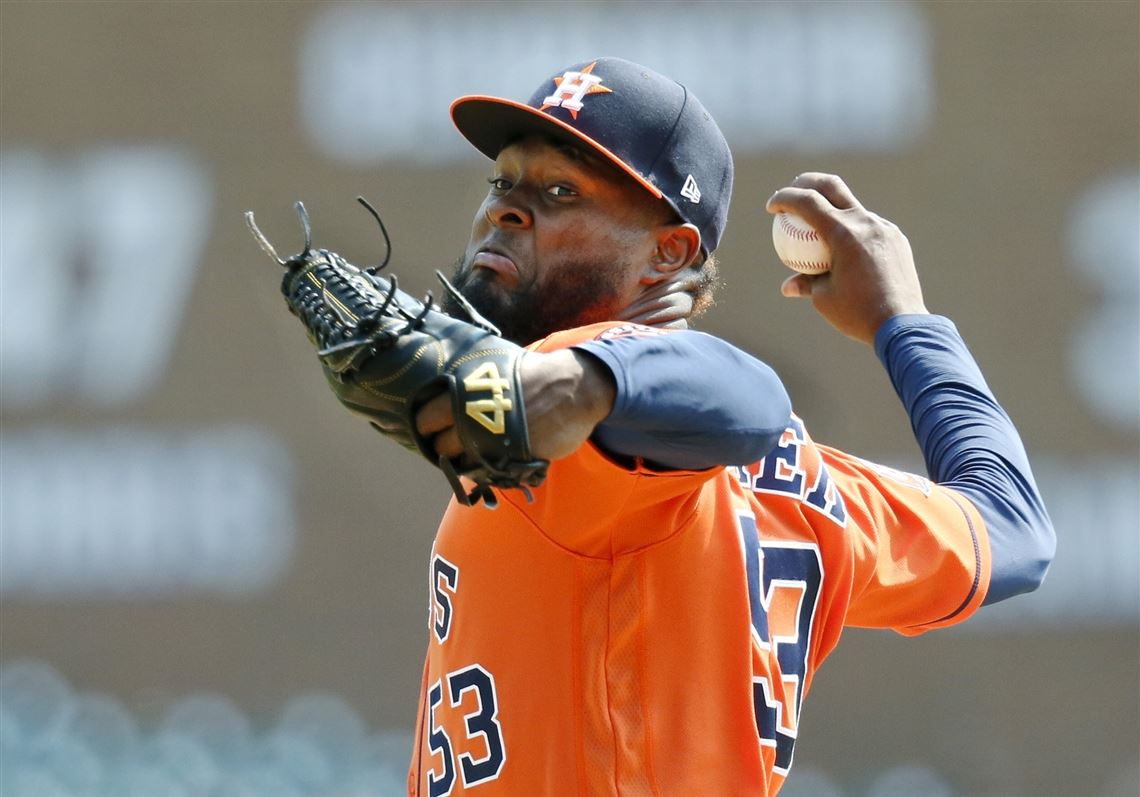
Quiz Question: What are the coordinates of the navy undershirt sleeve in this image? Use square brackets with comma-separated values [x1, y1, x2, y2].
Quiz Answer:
[875, 315, 1056, 604]
[574, 330, 791, 471]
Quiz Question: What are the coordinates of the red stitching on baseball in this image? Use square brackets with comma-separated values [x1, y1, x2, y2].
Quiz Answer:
[778, 214, 819, 242]
[786, 258, 828, 270]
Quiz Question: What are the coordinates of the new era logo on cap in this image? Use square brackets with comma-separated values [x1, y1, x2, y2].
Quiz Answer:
[680, 175, 701, 204]
[450, 57, 734, 255]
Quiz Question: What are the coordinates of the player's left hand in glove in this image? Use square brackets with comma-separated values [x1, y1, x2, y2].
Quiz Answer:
[245, 198, 549, 508]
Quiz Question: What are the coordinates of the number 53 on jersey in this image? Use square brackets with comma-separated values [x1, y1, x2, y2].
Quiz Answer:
[425, 555, 507, 796]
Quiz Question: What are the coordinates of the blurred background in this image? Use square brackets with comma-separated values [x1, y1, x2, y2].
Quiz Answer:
[1, 2, 1137, 796]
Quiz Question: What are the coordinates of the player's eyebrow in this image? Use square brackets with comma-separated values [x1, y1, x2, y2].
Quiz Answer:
[536, 139, 604, 172]
[547, 140, 677, 221]
[497, 136, 604, 176]
[552, 142, 591, 163]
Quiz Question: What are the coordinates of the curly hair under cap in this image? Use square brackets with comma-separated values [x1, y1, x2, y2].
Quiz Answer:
[689, 253, 721, 319]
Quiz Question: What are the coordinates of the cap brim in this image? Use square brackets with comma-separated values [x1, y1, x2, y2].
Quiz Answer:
[450, 95, 664, 200]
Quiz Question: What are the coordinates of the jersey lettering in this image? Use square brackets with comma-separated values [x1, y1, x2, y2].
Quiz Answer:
[427, 680, 456, 797]
[425, 559, 507, 792]
[432, 554, 460, 643]
[448, 665, 507, 787]
[731, 418, 848, 528]
[593, 323, 667, 341]
[737, 514, 823, 776]
[750, 417, 807, 498]
[424, 665, 507, 794]
[803, 459, 848, 526]
[857, 457, 933, 495]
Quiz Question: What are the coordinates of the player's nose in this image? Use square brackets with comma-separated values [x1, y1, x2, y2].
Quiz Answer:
[485, 195, 533, 230]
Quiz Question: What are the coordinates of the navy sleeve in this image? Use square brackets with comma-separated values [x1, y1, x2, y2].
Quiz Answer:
[875, 315, 1056, 605]
[574, 330, 791, 470]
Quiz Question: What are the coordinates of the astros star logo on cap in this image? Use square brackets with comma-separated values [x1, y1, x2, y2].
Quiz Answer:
[539, 61, 613, 119]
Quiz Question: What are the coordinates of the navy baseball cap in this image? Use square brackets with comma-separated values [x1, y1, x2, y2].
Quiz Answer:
[451, 57, 733, 256]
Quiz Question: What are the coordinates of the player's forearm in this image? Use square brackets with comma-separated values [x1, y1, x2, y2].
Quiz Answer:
[575, 330, 791, 469]
[876, 314, 1056, 604]
[517, 349, 616, 462]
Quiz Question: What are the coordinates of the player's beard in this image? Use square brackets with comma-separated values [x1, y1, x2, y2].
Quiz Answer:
[442, 254, 627, 345]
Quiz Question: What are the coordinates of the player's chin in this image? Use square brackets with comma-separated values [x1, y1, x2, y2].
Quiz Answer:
[443, 272, 511, 324]
[460, 268, 512, 302]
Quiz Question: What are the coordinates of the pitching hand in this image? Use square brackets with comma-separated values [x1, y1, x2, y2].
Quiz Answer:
[766, 173, 928, 344]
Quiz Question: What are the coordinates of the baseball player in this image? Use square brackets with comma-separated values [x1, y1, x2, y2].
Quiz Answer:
[261, 56, 1054, 796]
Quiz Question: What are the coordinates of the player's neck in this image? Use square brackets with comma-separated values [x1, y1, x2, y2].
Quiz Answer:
[617, 272, 700, 329]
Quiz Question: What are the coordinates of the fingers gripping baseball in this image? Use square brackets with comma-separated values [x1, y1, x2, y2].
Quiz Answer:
[791, 172, 862, 210]
[767, 174, 928, 344]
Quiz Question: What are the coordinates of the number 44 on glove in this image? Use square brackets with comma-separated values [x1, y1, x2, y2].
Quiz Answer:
[244, 199, 548, 508]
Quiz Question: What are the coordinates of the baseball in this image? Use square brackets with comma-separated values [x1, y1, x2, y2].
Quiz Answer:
[772, 212, 831, 274]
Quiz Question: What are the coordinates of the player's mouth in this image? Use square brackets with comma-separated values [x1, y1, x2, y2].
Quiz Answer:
[472, 247, 520, 284]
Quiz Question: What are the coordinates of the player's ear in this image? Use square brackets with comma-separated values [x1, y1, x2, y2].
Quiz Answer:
[643, 222, 701, 283]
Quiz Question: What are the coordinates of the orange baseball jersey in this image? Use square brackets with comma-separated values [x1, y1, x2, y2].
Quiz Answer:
[407, 323, 991, 796]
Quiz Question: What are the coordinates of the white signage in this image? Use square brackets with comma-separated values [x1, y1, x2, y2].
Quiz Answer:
[1066, 171, 1140, 432]
[1, 427, 296, 597]
[0, 148, 211, 408]
[300, 2, 932, 164]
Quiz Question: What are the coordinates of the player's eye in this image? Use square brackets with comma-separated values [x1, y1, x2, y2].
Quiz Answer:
[547, 184, 577, 198]
[487, 177, 511, 193]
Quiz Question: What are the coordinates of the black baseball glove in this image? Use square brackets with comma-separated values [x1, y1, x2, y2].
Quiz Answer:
[245, 198, 548, 507]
